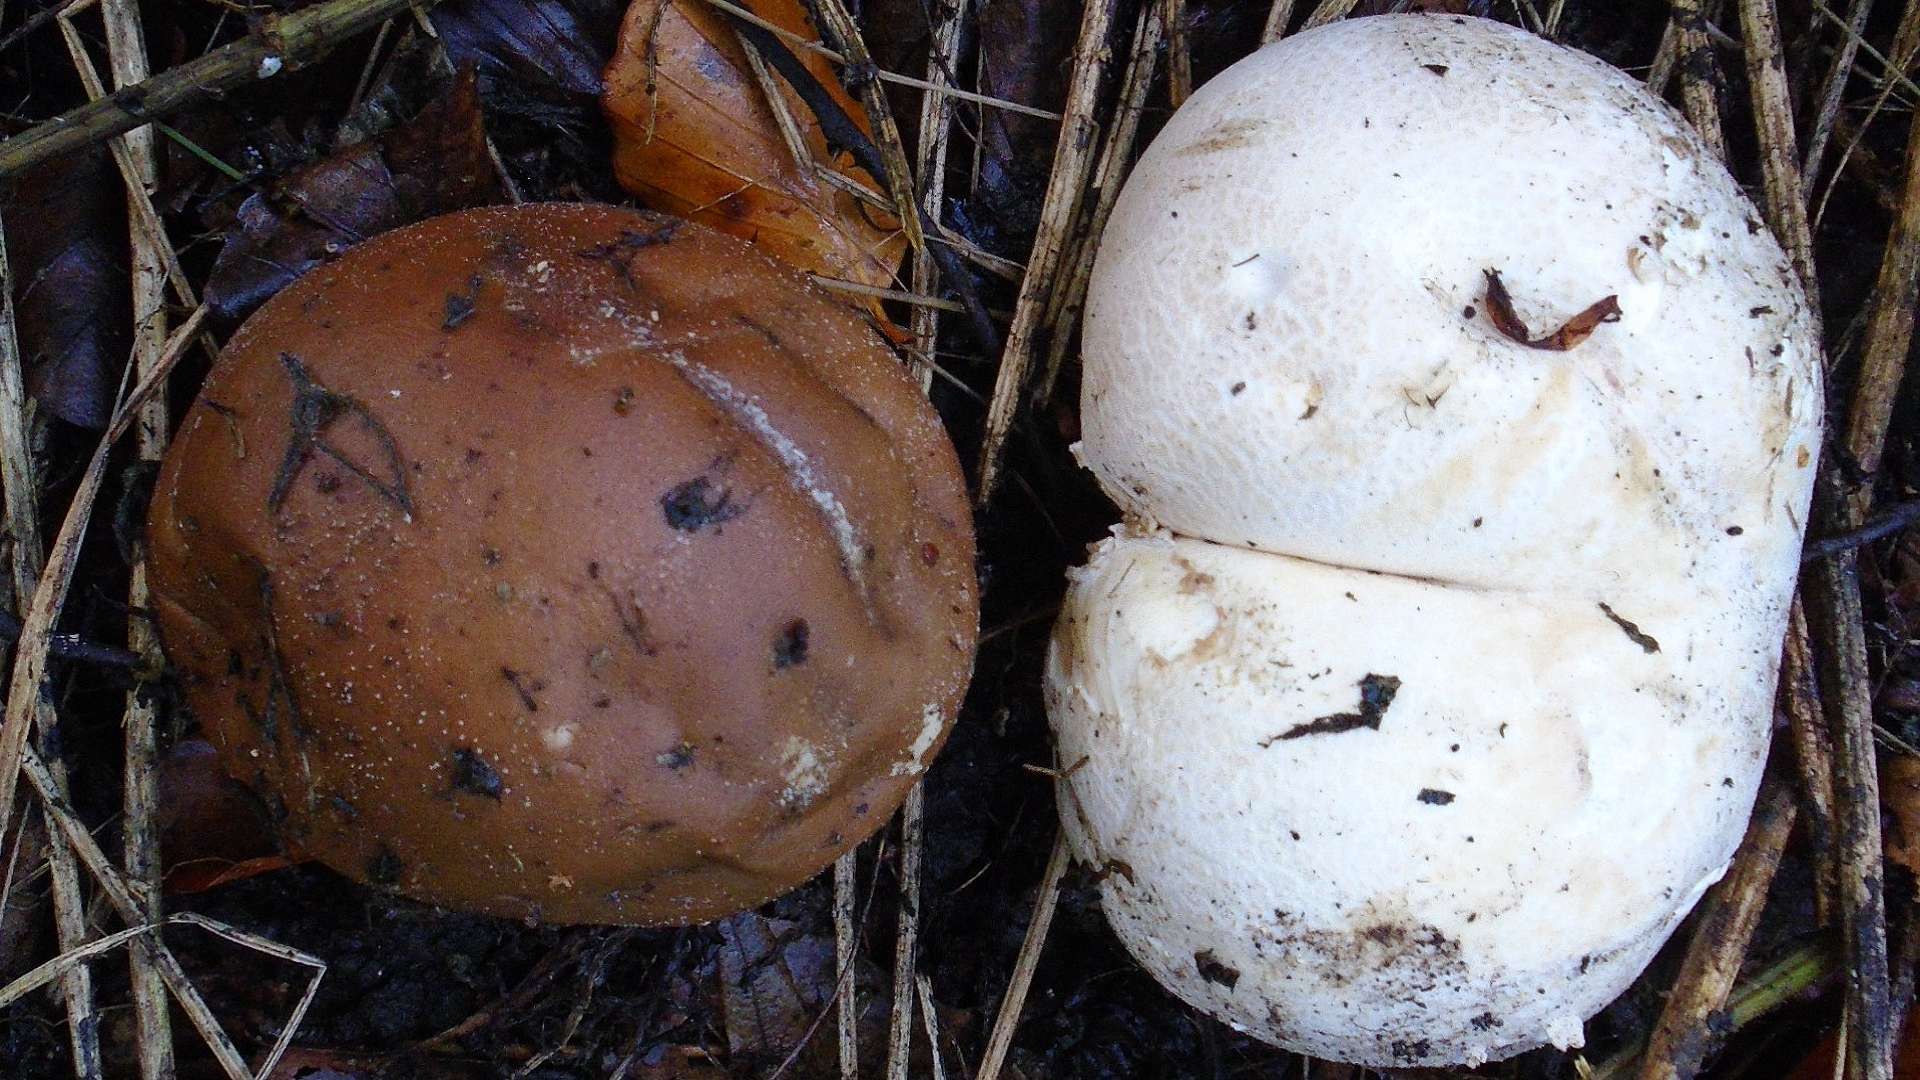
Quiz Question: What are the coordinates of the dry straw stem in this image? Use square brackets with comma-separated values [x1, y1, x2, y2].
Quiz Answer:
[1634, 778, 1798, 1080]
[976, 0, 1118, 506]
[1161, 0, 1192, 107]
[98, 0, 178, 1069]
[0, 302, 205, 860]
[1801, 0, 1875, 198]
[1260, 0, 1295, 44]
[1299, 0, 1360, 31]
[1035, 6, 1163, 408]
[886, 782, 926, 1080]
[834, 850, 858, 1080]
[809, 0, 925, 258]
[909, 0, 967, 388]
[975, 832, 1072, 1080]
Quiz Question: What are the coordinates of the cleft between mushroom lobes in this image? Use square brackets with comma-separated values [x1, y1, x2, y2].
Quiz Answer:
[1048, 14, 1819, 1069]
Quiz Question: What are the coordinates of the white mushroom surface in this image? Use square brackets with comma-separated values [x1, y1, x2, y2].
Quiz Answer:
[1048, 13, 1822, 1067]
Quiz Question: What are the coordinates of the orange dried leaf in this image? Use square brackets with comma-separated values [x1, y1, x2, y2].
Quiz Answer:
[1884, 753, 1920, 876]
[601, 0, 906, 295]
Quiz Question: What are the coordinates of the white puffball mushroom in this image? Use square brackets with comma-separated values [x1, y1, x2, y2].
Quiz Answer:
[1048, 13, 1822, 1068]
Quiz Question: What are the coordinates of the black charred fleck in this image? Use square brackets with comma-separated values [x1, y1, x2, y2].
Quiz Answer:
[1263, 673, 1402, 744]
[443, 275, 483, 329]
[501, 667, 542, 711]
[366, 849, 403, 886]
[1423, 63, 1448, 76]
[1417, 788, 1455, 806]
[1194, 949, 1241, 989]
[451, 747, 503, 799]
[773, 618, 811, 668]
[657, 743, 696, 771]
[1471, 1012, 1501, 1031]
[661, 476, 743, 532]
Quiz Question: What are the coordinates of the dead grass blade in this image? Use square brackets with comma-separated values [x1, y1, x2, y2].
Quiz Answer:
[1665, 0, 1730, 161]
[976, 832, 1071, 1080]
[885, 782, 925, 1080]
[977, 0, 1118, 505]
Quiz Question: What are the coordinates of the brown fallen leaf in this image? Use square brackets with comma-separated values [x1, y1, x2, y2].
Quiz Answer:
[716, 912, 837, 1070]
[1882, 752, 1920, 876]
[600, 0, 906, 296]
[159, 738, 297, 893]
[0, 143, 130, 429]
[1480, 268, 1621, 351]
[205, 68, 503, 321]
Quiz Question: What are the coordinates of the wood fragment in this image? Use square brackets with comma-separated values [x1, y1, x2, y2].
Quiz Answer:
[909, 0, 967, 388]
[1634, 777, 1797, 1080]
[976, 0, 1118, 505]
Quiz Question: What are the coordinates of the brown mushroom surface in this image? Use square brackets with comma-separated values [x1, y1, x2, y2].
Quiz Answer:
[146, 203, 978, 925]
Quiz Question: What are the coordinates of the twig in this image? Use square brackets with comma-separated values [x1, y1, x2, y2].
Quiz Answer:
[0, 0, 443, 183]
[1803, 499, 1920, 561]
[976, 0, 1118, 504]
[1804, 527, 1896, 1080]
[1738, 0, 1820, 307]
[1634, 777, 1798, 1080]
[1783, 600, 1841, 925]
[976, 833, 1071, 1080]
[1666, 0, 1730, 161]
[1844, 66, 1920, 497]
[20, 741, 256, 1080]
[886, 783, 924, 1080]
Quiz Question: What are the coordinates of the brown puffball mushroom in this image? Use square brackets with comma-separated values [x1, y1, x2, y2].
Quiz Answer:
[146, 203, 978, 926]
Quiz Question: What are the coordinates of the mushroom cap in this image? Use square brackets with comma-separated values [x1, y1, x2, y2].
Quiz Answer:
[1050, 531, 1760, 1065]
[147, 203, 977, 926]
[1079, 13, 1817, 603]
[1051, 13, 1820, 1066]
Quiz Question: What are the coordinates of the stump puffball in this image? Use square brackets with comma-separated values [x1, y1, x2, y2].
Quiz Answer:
[1049, 14, 1821, 1066]
[147, 203, 977, 926]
